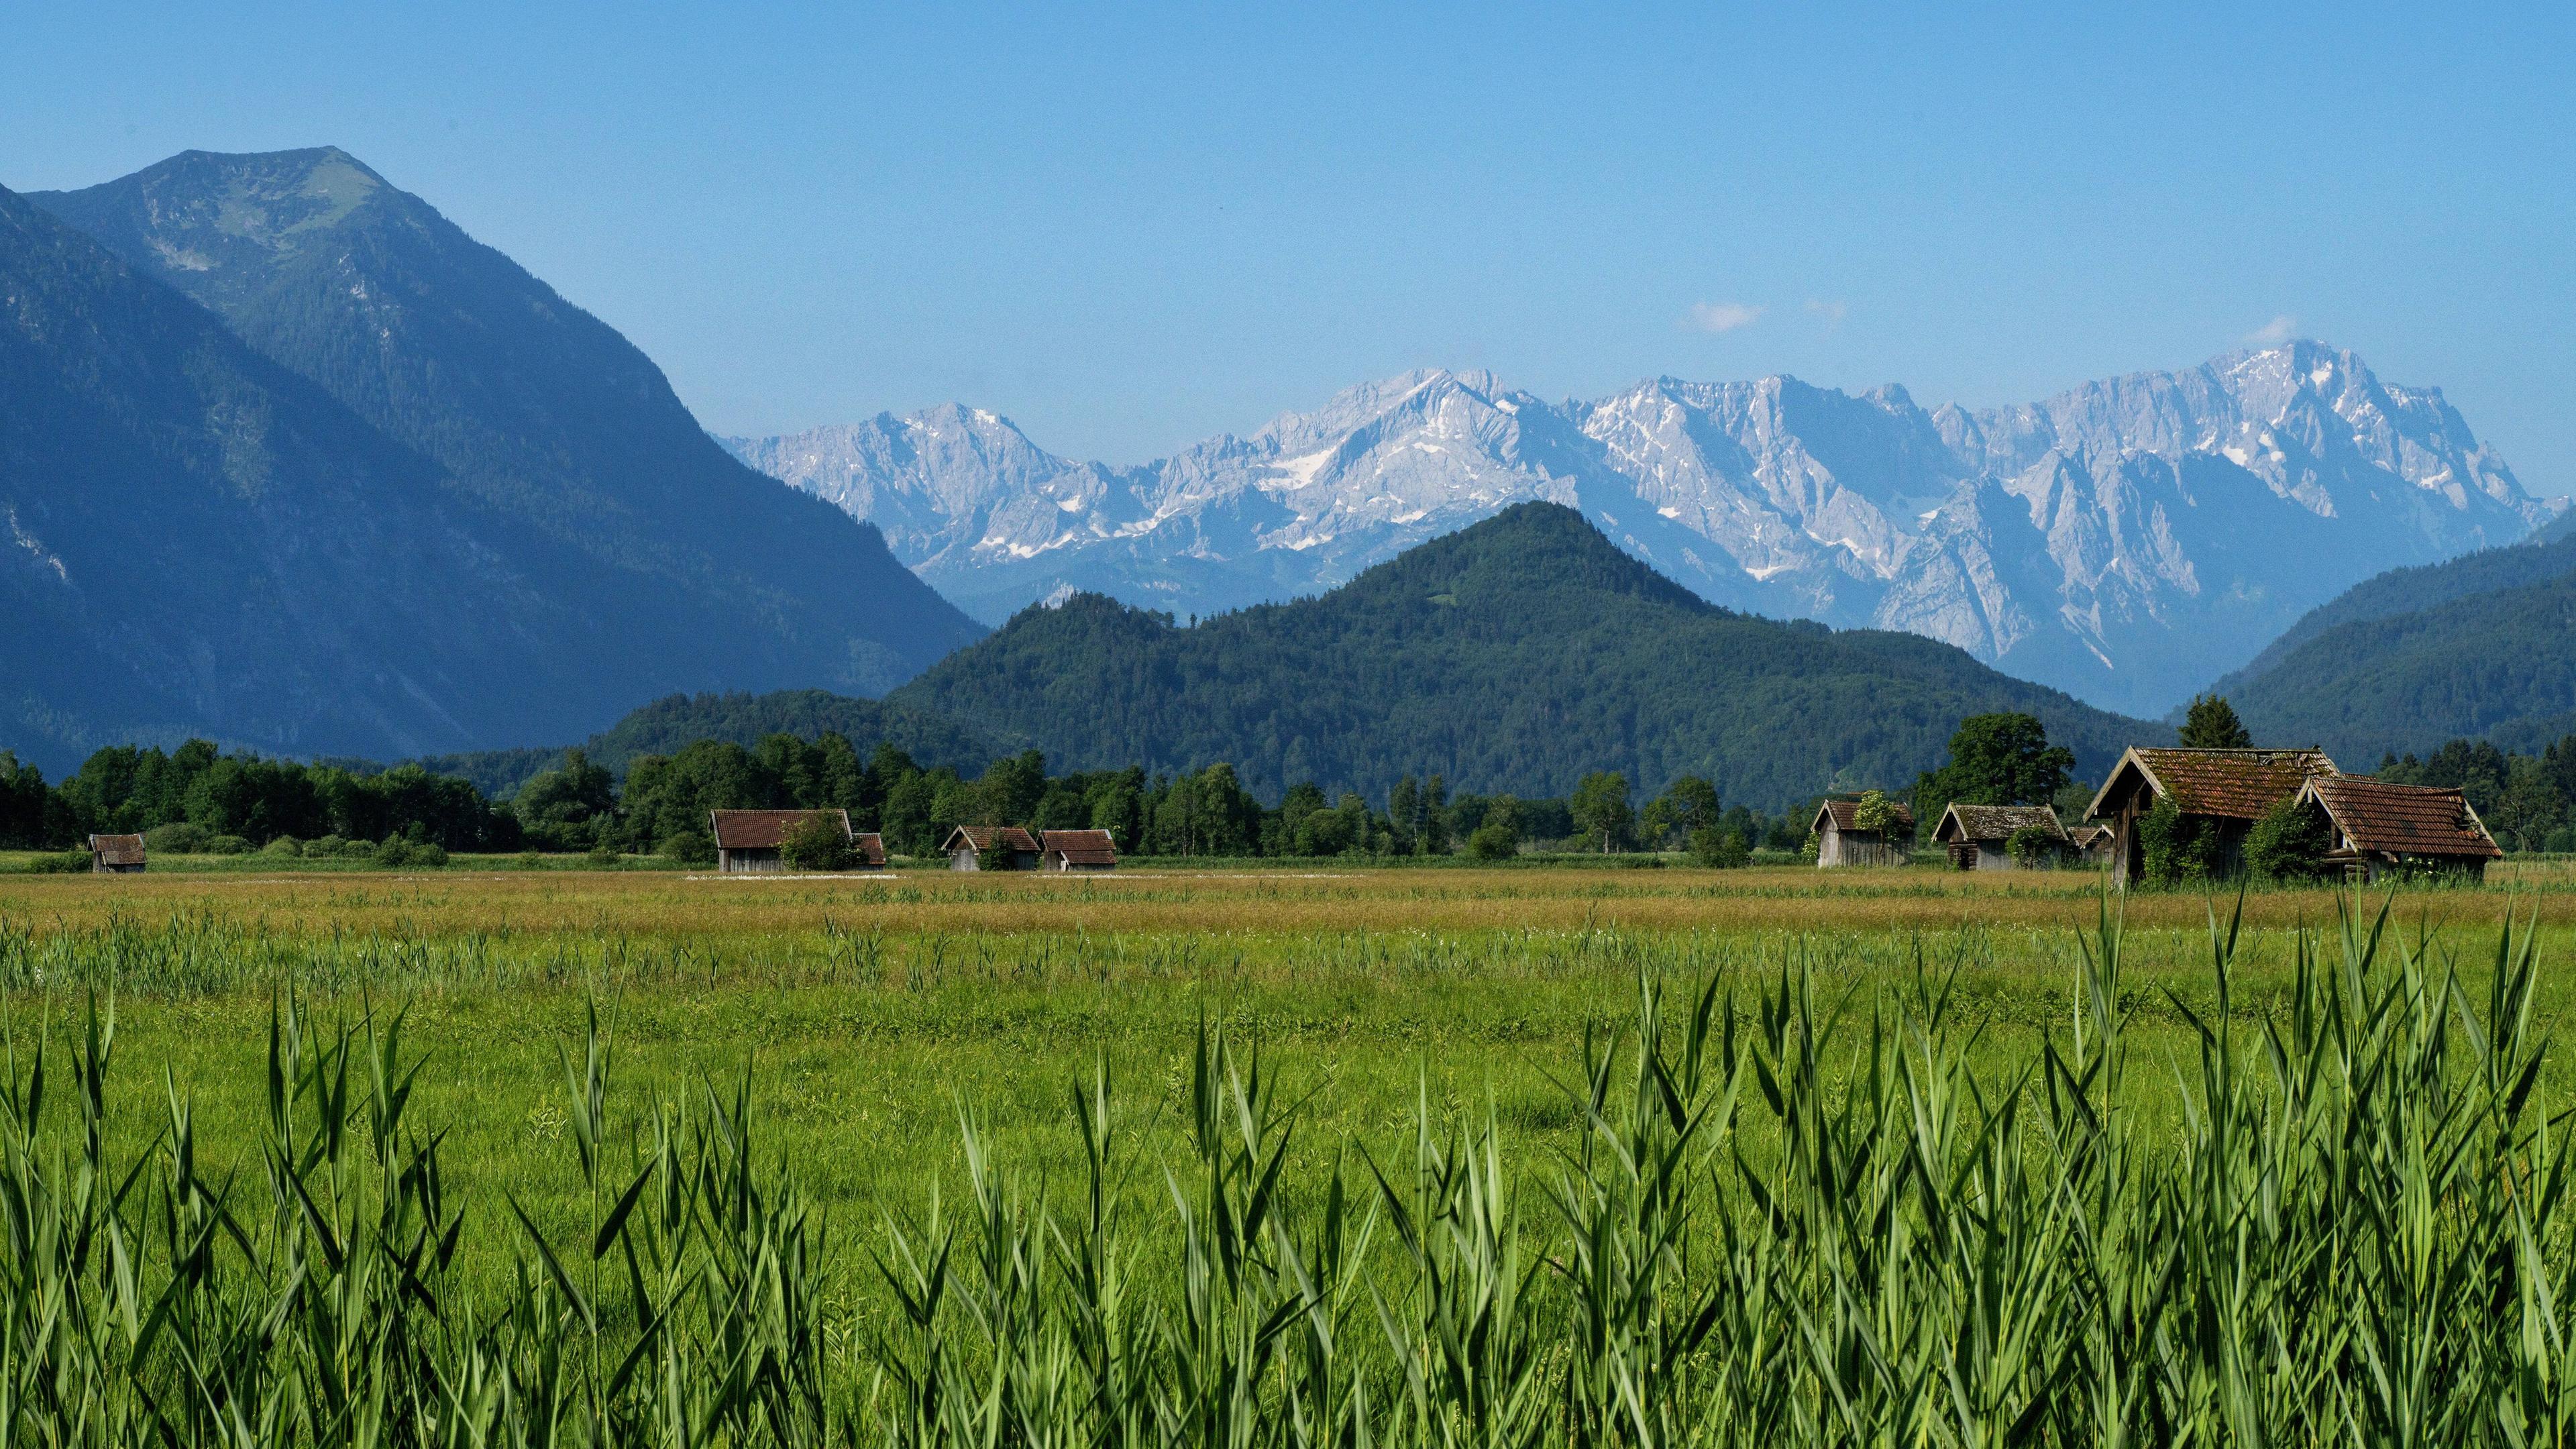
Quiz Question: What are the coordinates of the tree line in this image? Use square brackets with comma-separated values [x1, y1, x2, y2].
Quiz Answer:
[2375, 735, 2576, 853]
[0, 733, 1819, 864]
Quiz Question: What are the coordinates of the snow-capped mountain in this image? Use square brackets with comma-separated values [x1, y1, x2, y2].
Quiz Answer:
[723, 342, 2560, 714]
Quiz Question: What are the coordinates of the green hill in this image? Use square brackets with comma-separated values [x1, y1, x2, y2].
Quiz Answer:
[888, 502, 2159, 808]
[413, 690, 1001, 798]
[2225, 560, 2576, 762]
[2215, 527, 2576, 692]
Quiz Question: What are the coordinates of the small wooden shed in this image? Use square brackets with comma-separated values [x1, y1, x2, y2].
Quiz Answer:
[2298, 776, 2502, 882]
[1039, 829, 1118, 872]
[943, 825, 1039, 871]
[2086, 747, 2339, 884]
[1931, 803, 2068, 871]
[89, 834, 146, 874]
[1810, 798, 1916, 867]
[708, 808, 857, 873]
[2069, 823, 2114, 867]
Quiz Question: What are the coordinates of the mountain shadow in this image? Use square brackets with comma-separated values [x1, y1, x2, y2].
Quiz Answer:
[31, 148, 981, 712]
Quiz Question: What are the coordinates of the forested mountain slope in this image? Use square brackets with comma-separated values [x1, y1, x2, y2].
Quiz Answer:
[411, 690, 1000, 798]
[2227, 566, 2576, 762]
[889, 502, 2159, 806]
[32, 148, 981, 702]
[0, 184, 598, 773]
[2217, 529, 2576, 690]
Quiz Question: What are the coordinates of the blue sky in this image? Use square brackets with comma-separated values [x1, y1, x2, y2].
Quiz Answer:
[7, 2, 2571, 492]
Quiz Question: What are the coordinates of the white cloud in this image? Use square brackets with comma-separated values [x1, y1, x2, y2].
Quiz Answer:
[2244, 314, 2299, 345]
[1805, 298, 1849, 331]
[1684, 301, 1764, 333]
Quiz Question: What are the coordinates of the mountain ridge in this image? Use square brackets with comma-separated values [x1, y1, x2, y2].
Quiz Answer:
[0, 179, 601, 775]
[2220, 529, 2576, 761]
[732, 344, 2558, 715]
[30, 146, 983, 708]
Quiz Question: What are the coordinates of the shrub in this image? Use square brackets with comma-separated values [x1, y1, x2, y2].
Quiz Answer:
[2246, 796, 2334, 881]
[2136, 796, 2222, 883]
[2006, 823, 2059, 867]
[142, 821, 212, 854]
[26, 849, 93, 873]
[1463, 820, 1520, 863]
[1852, 790, 1905, 839]
[263, 836, 303, 858]
[585, 841, 622, 867]
[411, 843, 448, 869]
[206, 835, 252, 856]
[780, 815, 857, 872]
[373, 837, 417, 867]
[658, 830, 716, 867]
[1688, 826, 1750, 868]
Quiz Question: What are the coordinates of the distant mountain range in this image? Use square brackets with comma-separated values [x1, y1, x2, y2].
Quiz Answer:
[2222, 524, 2576, 762]
[885, 501, 2159, 808]
[729, 346, 2559, 716]
[1, 147, 979, 775]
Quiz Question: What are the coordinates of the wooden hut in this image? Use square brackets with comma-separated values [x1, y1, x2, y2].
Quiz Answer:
[2297, 776, 2502, 882]
[1039, 829, 1118, 872]
[88, 834, 146, 874]
[1931, 803, 2068, 871]
[943, 825, 1039, 871]
[707, 808, 856, 873]
[2085, 747, 2338, 884]
[853, 833, 890, 869]
[1810, 798, 1916, 867]
[2069, 822, 2114, 867]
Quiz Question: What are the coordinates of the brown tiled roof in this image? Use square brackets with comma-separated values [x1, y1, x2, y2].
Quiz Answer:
[88, 834, 145, 867]
[708, 809, 852, 851]
[2127, 748, 2337, 820]
[1040, 829, 1118, 865]
[947, 825, 1040, 854]
[2305, 777, 2502, 861]
[853, 833, 888, 867]
[1815, 798, 1917, 833]
[1934, 803, 2065, 845]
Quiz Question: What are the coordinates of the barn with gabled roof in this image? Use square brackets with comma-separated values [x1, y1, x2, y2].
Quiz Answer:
[1039, 829, 1118, 871]
[944, 825, 1039, 871]
[1931, 803, 2067, 871]
[2297, 776, 2502, 882]
[2086, 747, 2338, 883]
[1810, 797, 1915, 867]
[708, 808, 860, 873]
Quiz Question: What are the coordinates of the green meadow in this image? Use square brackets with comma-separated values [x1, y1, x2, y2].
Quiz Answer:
[7, 861, 2576, 1443]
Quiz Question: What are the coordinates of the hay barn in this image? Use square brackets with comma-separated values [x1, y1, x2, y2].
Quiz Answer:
[707, 809, 857, 873]
[1931, 803, 2068, 871]
[1810, 798, 1916, 867]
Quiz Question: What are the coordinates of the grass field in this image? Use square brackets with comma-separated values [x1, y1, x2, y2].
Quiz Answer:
[6, 863, 2571, 1239]
[7, 862, 2575, 1442]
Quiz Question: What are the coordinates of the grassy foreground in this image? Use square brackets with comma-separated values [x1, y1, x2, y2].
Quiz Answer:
[5, 865, 2576, 1442]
